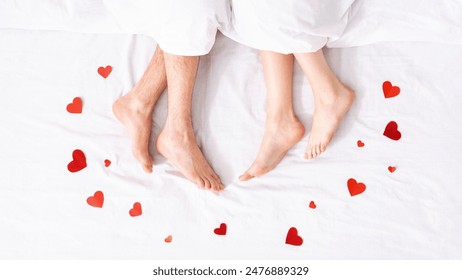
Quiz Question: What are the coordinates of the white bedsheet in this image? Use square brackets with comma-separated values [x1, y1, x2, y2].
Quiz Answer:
[1, 28, 462, 259]
[1, 0, 462, 260]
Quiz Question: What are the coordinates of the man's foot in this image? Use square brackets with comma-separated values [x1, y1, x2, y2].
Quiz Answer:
[239, 117, 305, 181]
[305, 83, 355, 159]
[156, 123, 224, 192]
[113, 94, 154, 173]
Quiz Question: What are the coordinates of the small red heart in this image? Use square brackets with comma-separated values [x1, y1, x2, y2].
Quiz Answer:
[129, 202, 142, 217]
[357, 140, 365, 147]
[66, 97, 82, 114]
[383, 121, 402, 141]
[382, 81, 400, 98]
[67, 149, 87, 173]
[214, 223, 227, 235]
[309, 201, 316, 209]
[97, 65, 112, 79]
[285, 227, 303, 246]
[87, 191, 104, 208]
[388, 166, 397, 173]
[347, 178, 366, 196]
[164, 235, 173, 243]
[104, 159, 111, 167]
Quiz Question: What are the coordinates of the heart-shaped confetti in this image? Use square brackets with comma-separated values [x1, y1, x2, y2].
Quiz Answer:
[347, 178, 366, 196]
[383, 121, 402, 141]
[129, 202, 142, 217]
[66, 97, 82, 114]
[87, 191, 104, 208]
[309, 201, 316, 209]
[388, 166, 397, 173]
[67, 149, 87, 173]
[214, 223, 227, 235]
[104, 159, 111, 167]
[382, 81, 400, 98]
[357, 140, 365, 147]
[285, 227, 303, 246]
[164, 235, 173, 243]
[97, 65, 112, 79]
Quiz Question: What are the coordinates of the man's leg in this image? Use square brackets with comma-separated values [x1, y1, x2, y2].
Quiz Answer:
[113, 46, 167, 173]
[156, 53, 223, 192]
[294, 49, 355, 159]
[239, 51, 305, 181]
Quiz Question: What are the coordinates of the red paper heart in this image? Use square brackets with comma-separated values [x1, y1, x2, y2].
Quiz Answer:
[383, 121, 401, 141]
[214, 223, 227, 235]
[97, 65, 112, 79]
[388, 166, 397, 173]
[87, 191, 104, 208]
[104, 159, 111, 167]
[129, 202, 142, 217]
[285, 227, 303, 246]
[67, 149, 87, 173]
[347, 178, 366, 196]
[357, 140, 365, 147]
[309, 201, 316, 209]
[382, 81, 400, 98]
[164, 235, 173, 243]
[66, 97, 82, 114]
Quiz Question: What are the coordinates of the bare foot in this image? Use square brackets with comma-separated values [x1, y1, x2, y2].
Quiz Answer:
[239, 117, 305, 181]
[113, 94, 154, 173]
[305, 84, 355, 159]
[156, 123, 224, 192]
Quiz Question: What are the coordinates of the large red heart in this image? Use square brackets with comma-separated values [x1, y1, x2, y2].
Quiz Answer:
[382, 81, 400, 98]
[347, 178, 366, 196]
[87, 191, 104, 208]
[129, 202, 142, 217]
[67, 149, 87, 173]
[214, 223, 227, 235]
[66, 97, 82, 114]
[388, 166, 397, 173]
[285, 227, 303, 246]
[97, 65, 112, 79]
[357, 140, 365, 147]
[383, 121, 401, 141]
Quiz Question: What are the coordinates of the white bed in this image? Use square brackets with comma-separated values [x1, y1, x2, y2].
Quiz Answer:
[1, 0, 462, 259]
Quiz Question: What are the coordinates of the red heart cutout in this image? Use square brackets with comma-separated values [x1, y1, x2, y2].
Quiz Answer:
[347, 178, 366, 196]
[129, 202, 142, 217]
[388, 166, 397, 173]
[67, 149, 87, 173]
[357, 140, 365, 147]
[383, 121, 401, 141]
[214, 223, 227, 235]
[98, 65, 112, 79]
[164, 235, 173, 243]
[309, 201, 316, 209]
[87, 191, 104, 208]
[382, 81, 400, 98]
[285, 227, 303, 246]
[104, 159, 111, 167]
[66, 97, 82, 114]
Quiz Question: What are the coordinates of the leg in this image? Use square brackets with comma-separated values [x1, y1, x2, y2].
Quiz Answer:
[239, 51, 305, 181]
[113, 46, 167, 173]
[294, 49, 355, 159]
[156, 52, 223, 192]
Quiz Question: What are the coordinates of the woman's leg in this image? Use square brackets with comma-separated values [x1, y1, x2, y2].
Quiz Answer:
[294, 49, 355, 159]
[156, 52, 223, 192]
[113, 46, 167, 173]
[239, 51, 305, 181]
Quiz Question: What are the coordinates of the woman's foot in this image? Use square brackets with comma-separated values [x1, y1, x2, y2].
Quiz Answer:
[305, 83, 355, 159]
[239, 116, 305, 181]
[113, 94, 154, 173]
[156, 121, 224, 192]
